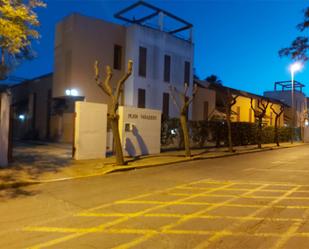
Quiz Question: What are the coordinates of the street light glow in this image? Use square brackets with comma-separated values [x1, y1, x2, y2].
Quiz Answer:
[289, 61, 303, 144]
[289, 62, 303, 73]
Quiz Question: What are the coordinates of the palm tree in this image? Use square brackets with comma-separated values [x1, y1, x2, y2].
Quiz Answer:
[205, 75, 223, 85]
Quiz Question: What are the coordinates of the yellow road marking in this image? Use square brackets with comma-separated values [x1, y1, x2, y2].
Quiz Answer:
[194, 185, 301, 249]
[101, 182, 237, 249]
[24, 225, 309, 238]
[121, 199, 309, 209]
[24, 179, 309, 249]
[26, 233, 83, 249]
[270, 205, 309, 249]
[24, 178, 229, 249]
[78, 211, 305, 223]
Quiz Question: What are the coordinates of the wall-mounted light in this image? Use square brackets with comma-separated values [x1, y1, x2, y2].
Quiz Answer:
[18, 114, 25, 121]
[65, 88, 79, 96]
[70, 89, 79, 96]
[65, 89, 71, 96]
[305, 119, 309, 127]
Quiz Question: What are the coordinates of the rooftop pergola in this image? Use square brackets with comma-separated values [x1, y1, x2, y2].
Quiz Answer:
[274, 80, 305, 92]
[114, 1, 193, 41]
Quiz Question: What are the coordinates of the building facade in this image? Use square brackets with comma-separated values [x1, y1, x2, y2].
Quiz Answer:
[264, 80, 307, 127]
[10, 73, 53, 140]
[193, 81, 285, 127]
[52, 3, 194, 141]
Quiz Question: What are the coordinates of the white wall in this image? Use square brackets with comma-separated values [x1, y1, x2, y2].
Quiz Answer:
[264, 90, 307, 127]
[0, 93, 10, 167]
[74, 101, 107, 160]
[53, 14, 126, 106]
[124, 24, 194, 118]
[118, 106, 161, 157]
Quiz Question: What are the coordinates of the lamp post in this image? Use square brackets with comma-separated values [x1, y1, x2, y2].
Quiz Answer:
[289, 62, 303, 144]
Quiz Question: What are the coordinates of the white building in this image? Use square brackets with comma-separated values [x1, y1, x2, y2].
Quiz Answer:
[264, 80, 307, 127]
[52, 2, 194, 141]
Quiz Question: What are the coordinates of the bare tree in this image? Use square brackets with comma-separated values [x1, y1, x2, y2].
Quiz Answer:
[208, 82, 239, 152]
[270, 104, 284, 146]
[279, 7, 309, 61]
[250, 98, 270, 149]
[170, 83, 197, 158]
[94, 60, 133, 165]
[221, 89, 238, 152]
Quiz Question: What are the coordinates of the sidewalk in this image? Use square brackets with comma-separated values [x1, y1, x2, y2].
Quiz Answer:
[0, 142, 306, 190]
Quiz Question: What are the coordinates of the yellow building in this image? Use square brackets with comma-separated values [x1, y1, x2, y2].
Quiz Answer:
[193, 81, 286, 127]
[230, 94, 285, 127]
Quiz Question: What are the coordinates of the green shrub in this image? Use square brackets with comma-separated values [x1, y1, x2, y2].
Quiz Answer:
[161, 118, 295, 148]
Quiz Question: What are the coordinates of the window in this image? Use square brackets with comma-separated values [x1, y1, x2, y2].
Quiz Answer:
[138, 88, 146, 108]
[164, 55, 171, 82]
[162, 93, 169, 118]
[113, 45, 122, 70]
[184, 61, 190, 85]
[270, 112, 273, 126]
[138, 46, 147, 77]
[203, 101, 209, 120]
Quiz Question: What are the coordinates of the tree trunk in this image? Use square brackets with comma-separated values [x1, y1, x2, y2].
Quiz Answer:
[226, 113, 233, 152]
[274, 117, 279, 146]
[1, 49, 4, 65]
[110, 115, 125, 165]
[180, 114, 191, 157]
[257, 117, 262, 149]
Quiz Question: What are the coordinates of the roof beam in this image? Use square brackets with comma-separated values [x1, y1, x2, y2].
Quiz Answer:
[169, 25, 192, 34]
[135, 11, 159, 23]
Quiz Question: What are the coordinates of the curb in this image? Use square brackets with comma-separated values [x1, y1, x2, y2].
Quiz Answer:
[107, 143, 305, 174]
[0, 143, 306, 190]
[0, 180, 40, 191]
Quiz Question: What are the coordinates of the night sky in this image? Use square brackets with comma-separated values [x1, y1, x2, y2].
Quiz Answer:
[6, 0, 309, 96]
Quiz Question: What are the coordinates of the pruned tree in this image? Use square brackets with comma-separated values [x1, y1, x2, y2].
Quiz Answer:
[279, 7, 309, 61]
[207, 79, 239, 152]
[250, 98, 270, 149]
[221, 89, 238, 152]
[94, 60, 133, 165]
[270, 104, 284, 146]
[0, 0, 46, 79]
[170, 83, 197, 158]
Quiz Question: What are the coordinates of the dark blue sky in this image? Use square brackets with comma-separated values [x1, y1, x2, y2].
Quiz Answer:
[8, 0, 309, 96]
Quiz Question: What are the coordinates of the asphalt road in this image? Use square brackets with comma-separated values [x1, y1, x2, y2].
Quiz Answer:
[1, 145, 309, 249]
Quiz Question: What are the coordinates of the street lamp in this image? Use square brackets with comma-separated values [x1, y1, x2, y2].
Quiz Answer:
[289, 62, 303, 143]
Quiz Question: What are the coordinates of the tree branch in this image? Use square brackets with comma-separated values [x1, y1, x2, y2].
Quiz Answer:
[94, 60, 113, 96]
[115, 60, 133, 102]
[169, 85, 181, 112]
[186, 84, 198, 107]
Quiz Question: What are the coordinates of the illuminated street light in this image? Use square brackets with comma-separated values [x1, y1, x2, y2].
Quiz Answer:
[289, 62, 303, 144]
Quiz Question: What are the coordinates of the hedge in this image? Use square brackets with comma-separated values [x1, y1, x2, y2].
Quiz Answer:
[161, 118, 299, 148]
